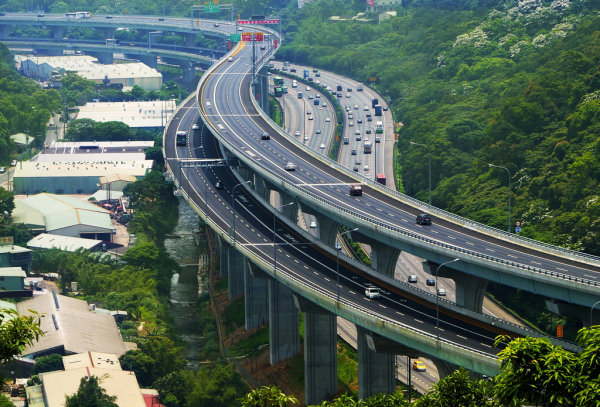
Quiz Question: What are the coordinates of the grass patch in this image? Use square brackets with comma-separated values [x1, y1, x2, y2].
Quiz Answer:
[393, 142, 405, 193]
[269, 97, 284, 127]
[337, 340, 359, 395]
[286, 352, 305, 390]
[222, 297, 245, 335]
[229, 326, 269, 357]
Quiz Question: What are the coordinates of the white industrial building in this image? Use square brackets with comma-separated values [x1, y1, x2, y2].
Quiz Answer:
[35, 140, 154, 163]
[12, 160, 153, 194]
[27, 233, 104, 252]
[16, 55, 163, 90]
[75, 100, 176, 130]
[12, 193, 114, 241]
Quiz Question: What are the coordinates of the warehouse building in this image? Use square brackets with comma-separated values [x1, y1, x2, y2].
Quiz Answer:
[12, 160, 153, 194]
[0, 245, 32, 273]
[27, 234, 104, 252]
[0, 267, 26, 290]
[12, 193, 114, 241]
[35, 140, 154, 163]
[75, 100, 177, 130]
[16, 55, 163, 90]
[17, 293, 127, 358]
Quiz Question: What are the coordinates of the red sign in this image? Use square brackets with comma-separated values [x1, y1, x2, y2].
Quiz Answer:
[366, 0, 374, 5]
[241, 32, 253, 41]
[274, 39, 278, 49]
[557, 324, 564, 338]
[227, 40, 231, 50]
[253, 32, 264, 41]
[237, 19, 279, 24]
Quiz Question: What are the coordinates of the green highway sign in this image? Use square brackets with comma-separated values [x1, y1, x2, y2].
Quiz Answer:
[229, 33, 241, 42]
[204, 1, 220, 12]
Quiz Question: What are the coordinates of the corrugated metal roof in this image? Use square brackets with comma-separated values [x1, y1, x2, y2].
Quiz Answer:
[63, 351, 122, 370]
[27, 234, 102, 252]
[35, 153, 147, 162]
[76, 100, 176, 128]
[50, 141, 155, 149]
[0, 267, 26, 277]
[13, 160, 153, 178]
[17, 293, 127, 357]
[14, 194, 113, 232]
[0, 246, 32, 254]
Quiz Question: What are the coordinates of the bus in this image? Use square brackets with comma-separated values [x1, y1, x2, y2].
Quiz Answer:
[66, 11, 91, 18]
[273, 76, 284, 86]
[176, 131, 187, 146]
[105, 38, 120, 46]
[375, 121, 383, 133]
[364, 140, 372, 154]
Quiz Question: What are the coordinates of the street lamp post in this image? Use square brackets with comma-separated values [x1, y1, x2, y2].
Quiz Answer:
[488, 164, 512, 233]
[591, 300, 600, 326]
[232, 180, 252, 245]
[336, 228, 358, 301]
[274, 202, 294, 272]
[435, 258, 459, 341]
[409, 141, 432, 205]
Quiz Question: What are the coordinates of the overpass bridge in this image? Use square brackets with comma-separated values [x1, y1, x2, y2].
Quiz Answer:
[163, 22, 592, 403]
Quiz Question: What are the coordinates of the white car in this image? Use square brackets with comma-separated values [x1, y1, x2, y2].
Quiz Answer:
[408, 275, 418, 283]
[349, 122, 354, 127]
[308, 116, 314, 120]
[285, 162, 296, 171]
[309, 221, 317, 228]
[345, 93, 351, 98]
[325, 117, 331, 122]
[364, 287, 381, 299]
[437, 288, 447, 296]
[319, 143, 325, 149]
[294, 131, 300, 137]
[363, 106, 369, 111]
[304, 135, 309, 141]
[363, 165, 369, 172]
[227, 56, 233, 62]
[306, 86, 311, 91]
[354, 105, 359, 110]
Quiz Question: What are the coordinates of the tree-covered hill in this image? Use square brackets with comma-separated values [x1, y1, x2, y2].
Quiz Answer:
[277, 0, 600, 254]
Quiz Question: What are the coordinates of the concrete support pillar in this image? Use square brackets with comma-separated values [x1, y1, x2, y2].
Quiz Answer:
[139, 55, 158, 69]
[237, 163, 253, 183]
[0, 25, 10, 38]
[279, 193, 299, 223]
[268, 280, 299, 365]
[254, 174, 270, 202]
[228, 248, 245, 299]
[88, 52, 114, 64]
[185, 33, 197, 47]
[180, 60, 196, 89]
[355, 235, 401, 278]
[429, 356, 460, 379]
[219, 239, 229, 278]
[304, 210, 339, 246]
[295, 296, 338, 405]
[357, 327, 396, 400]
[254, 66, 270, 115]
[52, 26, 65, 40]
[546, 300, 597, 327]
[428, 262, 487, 312]
[101, 27, 116, 39]
[244, 263, 269, 330]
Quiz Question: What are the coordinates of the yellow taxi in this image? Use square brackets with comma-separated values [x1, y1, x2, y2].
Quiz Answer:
[412, 360, 426, 372]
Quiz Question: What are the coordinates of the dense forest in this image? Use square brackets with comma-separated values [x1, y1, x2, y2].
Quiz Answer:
[275, 0, 600, 255]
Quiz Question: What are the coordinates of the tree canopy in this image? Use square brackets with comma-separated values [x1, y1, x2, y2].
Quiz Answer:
[64, 376, 118, 407]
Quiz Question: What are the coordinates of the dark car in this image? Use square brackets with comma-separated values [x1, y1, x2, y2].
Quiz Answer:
[290, 67, 296, 72]
[426, 278, 435, 286]
[416, 213, 432, 225]
[260, 132, 270, 140]
[106, 15, 113, 18]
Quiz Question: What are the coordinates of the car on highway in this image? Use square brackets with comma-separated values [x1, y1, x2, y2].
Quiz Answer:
[260, 45, 266, 50]
[346, 94, 351, 98]
[0, 167, 5, 173]
[335, 242, 342, 250]
[322, 102, 327, 107]
[294, 131, 300, 137]
[357, 119, 363, 124]
[366, 129, 372, 134]
[315, 94, 320, 98]
[351, 149, 357, 155]
[408, 275, 418, 283]
[355, 159, 361, 165]
[227, 56, 233, 62]
[383, 106, 388, 111]
[356, 135, 361, 141]
[325, 117, 331, 122]
[37, 13, 45, 17]
[437, 288, 447, 296]
[357, 85, 363, 91]
[261, 132, 270, 140]
[353, 166, 359, 172]
[349, 185, 362, 196]
[363, 165, 369, 172]
[308, 94, 313, 99]
[364, 106, 369, 111]
[315, 72, 320, 77]
[412, 360, 426, 372]
[355, 130, 361, 135]
[309, 221, 317, 228]
[307, 110, 311, 115]
[315, 129, 321, 134]
[347, 87, 353, 92]
[213, 22, 219, 27]
[349, 122, 354, 127]
[364, 287, 381, 299]
[290, 67, 296, 72]
[416, 213, 432, 225]
[285, 162, 296, 171]
[426, 278, 435, 286]
[215, 180, 224, 190]
[354, 105, 359, 110]
[348, 114, 353, 120]
[320, 143, 325, 149]
[308, 116, 314, 120]
[306, 86, 311, 91]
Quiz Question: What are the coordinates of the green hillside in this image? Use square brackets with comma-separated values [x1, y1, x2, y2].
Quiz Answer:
[278, 0, 600, 254]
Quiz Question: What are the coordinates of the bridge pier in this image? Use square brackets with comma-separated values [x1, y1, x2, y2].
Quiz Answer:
[357, 327, 397, 400]
[355, 235, 401, 278]
[253, 67, 270, 115]
[185, 33, 197, 47]
[427, 262, 487, 312]
[244, 262, 269, 330]
[545, 300, 598, 327]
[52, 26, 65, 40]
[180, 60, 196, 89]
[138, 55, 158, 69]
[268, 280, 300, 365]
[279, 192, 299, 223]
[295, 295, 338, 405]
[301, 207, 339, 246]
[87, 51, 114, 64]
[430, 356, 460, 379]
[227, 247, 245, 299]
[254, 174, 271, 202]
[101, 27, 116, 39]
[0, 24, 10, 38]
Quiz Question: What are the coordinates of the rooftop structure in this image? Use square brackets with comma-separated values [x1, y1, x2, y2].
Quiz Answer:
[0, 267, 26, 290]
[16, 55, 162, 90]
[17, 293, 127, 358]
[0, 245, 32, 273]
[13, 193, 113, 241]
[12, 160, 153, 194]
[76, 100, 176, 129]
[39, 354, 146, 407]
[27, 233, 103, 252]
[10, 133, 34, 146]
